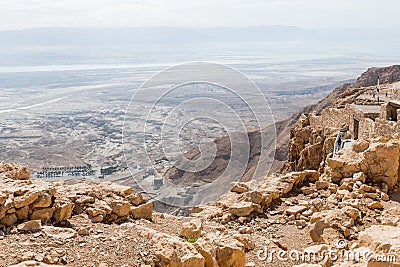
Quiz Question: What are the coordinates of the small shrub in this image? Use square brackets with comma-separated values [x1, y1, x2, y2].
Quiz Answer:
[184, 236, 199, 243]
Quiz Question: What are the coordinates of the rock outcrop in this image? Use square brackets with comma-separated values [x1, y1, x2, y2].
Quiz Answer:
[325, 136, 400, 190]
[0, 163, 153, 228]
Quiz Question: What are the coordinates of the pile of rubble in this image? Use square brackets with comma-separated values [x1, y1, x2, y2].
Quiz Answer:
[190, 170, 320, 224]
[139, 218, 252, 267]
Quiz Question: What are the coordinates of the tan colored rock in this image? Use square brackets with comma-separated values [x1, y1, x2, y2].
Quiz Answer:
[368, 201, 383, 209]
[303, 170, 321, 182]
[130, 202, 153, 220]
[98, 181, 134, 197]
[230, 182, 249, 193]
[364, 193, 380, 200]
[315, 181, 330, 190]
[43, 226, 77, 239]
[381, 207, 400, 226]
[261, 193, 274, 206]
[219, 213, 231, 224]
[353, 172, 366, 183]
[53, 200, 74, 222]
[180, 219, 203, 239]
[326, 158, 345, 169]
[0, 163, 30, 180]
[233, 234, 255, 251]
[109, 199, 131, 217]
[239, 191, 263, 205]
[353, 139, 370, 153]
[0, 197, 13, 219]
[90, 214, 104, 223]
[86, 207, 106, 218]
[228, 202, 254, 217]
[77, 227, 90, 236]
[154, 238, 180, 267]
[16, 206, 30, 220]
[194, 239, 219, 267]
[296, 220, 307, 228]
[328, 137, 400, 190]
[14, 192, 39, 209]
[0, 192, 7, 205]
[17, 220, 42, 232]
[216, 238, 245, 267]
[301, 186, 316, 195]
[96, 200, 113, 215]
[154, 237, 205, 267]
[31, 193, 53, 208]
[286, 205, 308, 215]
[74, 195, 95, 205]
[342, 206, 361, 220]
[129, 193, 147, 206]
[1, 212, 17, 226]
[30, 207, 54, 223]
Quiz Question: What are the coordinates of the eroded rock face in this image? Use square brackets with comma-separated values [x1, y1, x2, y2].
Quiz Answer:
[0, 163, 153, 228]
[283, 114, 335, 173]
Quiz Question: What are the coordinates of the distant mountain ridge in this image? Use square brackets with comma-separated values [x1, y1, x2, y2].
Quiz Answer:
[0, 26, 313, 46]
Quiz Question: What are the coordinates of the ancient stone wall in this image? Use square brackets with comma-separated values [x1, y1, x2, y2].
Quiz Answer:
[309, 107, 352, 130]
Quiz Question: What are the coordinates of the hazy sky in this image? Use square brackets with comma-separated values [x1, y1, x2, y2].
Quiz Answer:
[0, 0, 399, 30]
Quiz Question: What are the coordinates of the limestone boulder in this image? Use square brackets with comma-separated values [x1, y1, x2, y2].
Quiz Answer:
[1, 213, 17, 226]
[228, 202, 255, 217]
[130, 202, 153, 220]
[154, 238, 180, 267]
[180, 219, 203, 239]
[53, 199, 74, 222]
[154, 237, 205, 267]
[108, 199, 131, 217]
[215, 238, 245, 267]
[14, 192, 39, 209]
[194, 239, 219, 267]
[16, 206, 30, 220]
[30, 208, 54, 223]
[286, 205, 308, 215]
[17, 220, 42, 232]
